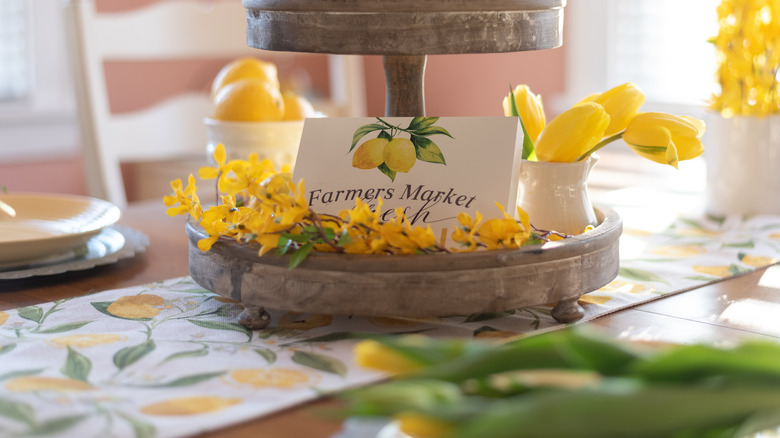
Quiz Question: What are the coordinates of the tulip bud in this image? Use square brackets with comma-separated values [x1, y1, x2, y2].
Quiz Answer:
[622, 112, 705, 168]
[502, 85, 546, 144]
[579, 83, 646, 136]
[535, 102, 610, 162]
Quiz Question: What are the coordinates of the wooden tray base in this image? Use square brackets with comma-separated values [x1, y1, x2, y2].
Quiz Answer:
[187, 205, 622, 329]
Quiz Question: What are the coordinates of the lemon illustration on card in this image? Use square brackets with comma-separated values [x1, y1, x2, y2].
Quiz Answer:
[349, 117, 451, 181]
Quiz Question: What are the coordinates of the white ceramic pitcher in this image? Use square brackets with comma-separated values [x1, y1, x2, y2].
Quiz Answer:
[516, 155, 599, 235]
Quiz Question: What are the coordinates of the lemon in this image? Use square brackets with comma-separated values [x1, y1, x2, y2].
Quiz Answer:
[141, 396, 242, 416]
[210, 57, 279, 99]
[352, 138, 389, 169]
[230, 368, 311, 388]
[213, 79, 285, 122]
[281, 91, 316, 120]
[383, 138, 417, 173]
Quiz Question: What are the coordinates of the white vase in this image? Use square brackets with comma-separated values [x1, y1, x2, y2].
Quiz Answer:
[516, 156, 598, 235]
[705, 114, 780, 216]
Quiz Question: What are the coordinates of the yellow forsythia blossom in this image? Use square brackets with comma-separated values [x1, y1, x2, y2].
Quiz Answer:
[711, 0, 780, 116]
[164, 144, 545, 267]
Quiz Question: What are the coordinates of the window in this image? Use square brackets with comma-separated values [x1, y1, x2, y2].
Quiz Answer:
[0, 0, 78, 162]
[562, 0, 720, 116]
[0, 0, 29, 101]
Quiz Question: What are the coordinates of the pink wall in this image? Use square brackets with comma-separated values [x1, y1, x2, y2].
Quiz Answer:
[0, 0, 567, 199]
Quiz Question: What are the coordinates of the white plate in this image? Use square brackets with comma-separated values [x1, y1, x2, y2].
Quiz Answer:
[0, 193, 121, 265]
[0, 226, 148, 280]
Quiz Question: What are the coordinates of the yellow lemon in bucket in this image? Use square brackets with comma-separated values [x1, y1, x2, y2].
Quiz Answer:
[281, 90, 316, 121]
[213, 79, 284, 122]
[210, 57, 279, 99]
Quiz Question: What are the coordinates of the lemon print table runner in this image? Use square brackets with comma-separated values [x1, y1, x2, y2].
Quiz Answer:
[2, 190, 780, 437]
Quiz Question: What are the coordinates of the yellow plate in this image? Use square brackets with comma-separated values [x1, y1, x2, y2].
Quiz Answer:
[0, 193, 121, 265]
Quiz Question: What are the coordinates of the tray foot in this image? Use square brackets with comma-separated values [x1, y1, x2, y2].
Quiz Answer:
[551, 298, 585, 323]
[238, 305, 271, 329]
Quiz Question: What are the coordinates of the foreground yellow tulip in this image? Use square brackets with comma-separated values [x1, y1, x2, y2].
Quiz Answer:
[502, 85, 546, 144]
[354, 339, 425, 374]
[535, 102, 610, 162]
[622, 112, 705, 168]
[579, 83, 646, 136]
[395, 412, 454, 438]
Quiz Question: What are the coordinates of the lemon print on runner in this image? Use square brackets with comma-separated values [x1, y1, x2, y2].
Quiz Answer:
[383, 138, 417, 173]
[651, 245, 705, 257]
[281, 90, 315, 121]
[740, 254, 779, 267]
[599, 280, 655, 294]
[214, 79, 284, 122]
[107, 294, 166, 319]
[692, 265, 731, 278]
[141, 396, 242, 416]
[0, 311, 7, 326]
[229, 368, 315, 389]
[46, 333, 126, 348]
[352, 138, 389, 169]
[210, 57, 279, 99]
[6, 376, 93, 392]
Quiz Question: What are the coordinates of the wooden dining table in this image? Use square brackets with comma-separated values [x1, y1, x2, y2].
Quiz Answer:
[3, 152, 780, 437]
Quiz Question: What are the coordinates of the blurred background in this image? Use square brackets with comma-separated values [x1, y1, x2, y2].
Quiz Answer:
[0, 0, 718, 202]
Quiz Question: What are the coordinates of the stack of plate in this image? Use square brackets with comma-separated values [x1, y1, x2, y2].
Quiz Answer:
[0, 193, 146, 280]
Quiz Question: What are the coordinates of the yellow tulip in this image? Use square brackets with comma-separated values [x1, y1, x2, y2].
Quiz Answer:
[579, 83, 646, 136]
[535, 102, 610, 162]
[502, 85, 546, 144]
[354, 339, 424, 374]
[622, 112, 705, 168]
[395, 411, 454, 438]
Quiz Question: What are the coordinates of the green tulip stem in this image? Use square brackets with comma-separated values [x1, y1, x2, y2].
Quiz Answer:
[575, 131, 625, 162]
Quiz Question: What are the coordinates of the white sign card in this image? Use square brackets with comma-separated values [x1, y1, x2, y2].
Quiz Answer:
[293, 117, 523, 240]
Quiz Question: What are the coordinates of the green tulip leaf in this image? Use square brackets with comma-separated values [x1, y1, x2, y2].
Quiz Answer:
[293, 350, 348, 377]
